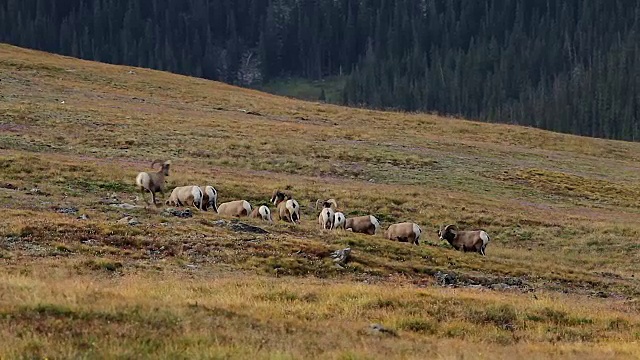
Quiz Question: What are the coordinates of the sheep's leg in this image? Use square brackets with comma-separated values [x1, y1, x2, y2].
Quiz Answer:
[155, 190, 166, 208]
[151, 191, 158, 207]
[139, 187, 149, 205]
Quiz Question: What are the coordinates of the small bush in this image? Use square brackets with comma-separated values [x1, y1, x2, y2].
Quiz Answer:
[529, 307, 593, 326]
[364, 298, 397, 310]
[260, 290, 299, 302]
[55, 243, 73, 253]
[444, 324, 469, 339]
[467, 304, 518, 329]
[398, 318, 438, 334]
[607, 317, 630, 330]
[81, 258, 123, 272]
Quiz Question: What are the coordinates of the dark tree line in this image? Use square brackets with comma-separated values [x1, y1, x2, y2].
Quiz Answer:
[2, 0, 640, 140]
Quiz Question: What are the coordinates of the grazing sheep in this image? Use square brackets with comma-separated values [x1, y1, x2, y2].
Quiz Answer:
[201, 185, 218, 212]
[165, 185, 204, 210]
[217, 200, 252, 217]
[271, 190, 301, 223]
[438, 224, 490, 256]
[385, 222, 422, 245]
[135, 159, 171, 206]
[250, 205, 273, 222]
[333, 212, 346, 230]
[345, 215, 380, 235]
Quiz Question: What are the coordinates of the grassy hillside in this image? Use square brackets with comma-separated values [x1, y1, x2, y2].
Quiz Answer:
[1, 43, 640, 359]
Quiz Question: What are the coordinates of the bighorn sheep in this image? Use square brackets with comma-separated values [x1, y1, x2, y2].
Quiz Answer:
[135, 160, 171, 206]
[345, 215, 380, 235]
[316, 199, 337, 230]
[318, 206, 335, 230]
[165, 185, 204, 210]
[385, 222, 422, 245]
[315, 199, 338, 230]
[201, 185, 218, 212]
[250, 205, 273, 222]
[271, 190, 301, 223]
[438, 224, 490, 256]
[333, 212, 346, 230]
[217, 200, 252, 217]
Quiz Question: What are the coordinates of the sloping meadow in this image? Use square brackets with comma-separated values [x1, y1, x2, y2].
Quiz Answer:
[1, 44, 640, 358]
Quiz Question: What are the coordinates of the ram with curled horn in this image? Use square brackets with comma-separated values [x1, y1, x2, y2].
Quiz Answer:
[438, 224, 490, 256]
[135, 159, 171, 206]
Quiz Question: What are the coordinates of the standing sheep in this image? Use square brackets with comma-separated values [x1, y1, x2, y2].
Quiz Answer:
[333, 212, 346, 230]
[135, 159, 171, 206]
[317, 199, 337, 230]
[345, 215, 380, 235]
[385, 222, 422, 245]
[438, 224, 490, 256]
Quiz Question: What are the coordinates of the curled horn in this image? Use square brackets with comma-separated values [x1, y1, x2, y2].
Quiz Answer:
[444, 224, 458, 233]
[151, 159, 164, 169]
[325, 198, 337, 209]
[315, 199, 322, 210]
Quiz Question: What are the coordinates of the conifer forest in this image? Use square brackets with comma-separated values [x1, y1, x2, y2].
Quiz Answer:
[2, 0, 640, 140]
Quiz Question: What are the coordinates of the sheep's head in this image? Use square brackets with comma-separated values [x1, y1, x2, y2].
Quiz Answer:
[438, 224, 457, 241]
[323, 198, 337, 209]
[316, 198, 337, 210]
[271, 190, 286, 205]
[162, 160, 171, 176]
[151, 159, 171, 176]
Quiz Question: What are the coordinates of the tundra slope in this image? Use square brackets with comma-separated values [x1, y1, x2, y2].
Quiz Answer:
[3, 44, 640, 359]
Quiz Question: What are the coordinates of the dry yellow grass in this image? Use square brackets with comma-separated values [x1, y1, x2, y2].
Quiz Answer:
[2, 260, 640, 359]
[1, 43, 640, 358]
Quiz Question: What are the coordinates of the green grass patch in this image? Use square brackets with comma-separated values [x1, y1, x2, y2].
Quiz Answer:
[257, 76, 346, 103]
